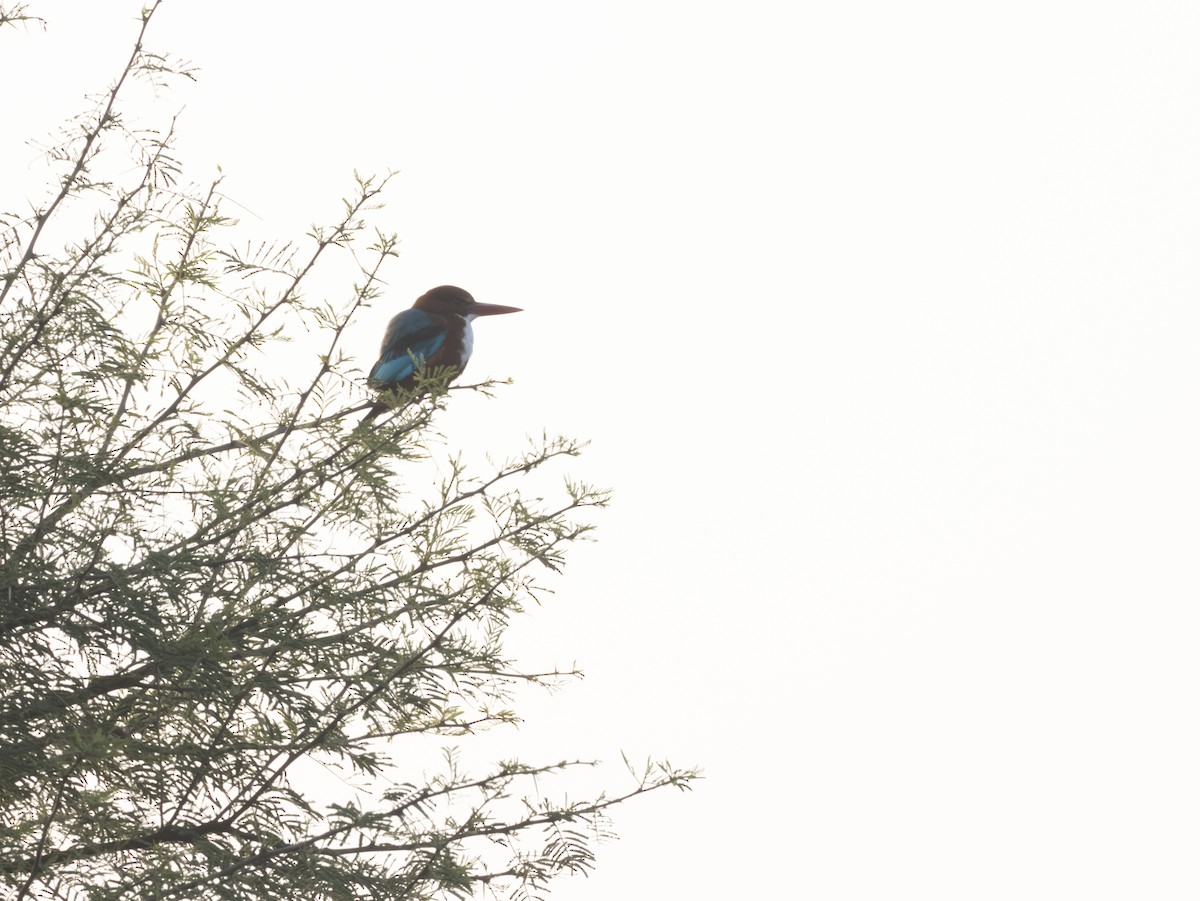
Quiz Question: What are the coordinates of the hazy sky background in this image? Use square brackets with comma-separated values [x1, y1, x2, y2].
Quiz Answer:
[5, 2, 1200, 897]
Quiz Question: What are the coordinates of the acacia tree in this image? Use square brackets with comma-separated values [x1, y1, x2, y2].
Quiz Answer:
[0, 5, 695, 898]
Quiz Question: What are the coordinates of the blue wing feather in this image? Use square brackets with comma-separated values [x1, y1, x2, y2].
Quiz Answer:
[369, 309, 447, 386]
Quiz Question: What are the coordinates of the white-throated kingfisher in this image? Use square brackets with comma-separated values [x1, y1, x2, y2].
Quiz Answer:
[367, 285, 521, 411]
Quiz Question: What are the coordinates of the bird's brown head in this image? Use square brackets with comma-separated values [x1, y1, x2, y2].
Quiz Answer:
[413, 285, 522, 318]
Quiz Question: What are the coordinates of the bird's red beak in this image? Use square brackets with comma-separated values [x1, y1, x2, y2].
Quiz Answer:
[469, 302, 523, 316]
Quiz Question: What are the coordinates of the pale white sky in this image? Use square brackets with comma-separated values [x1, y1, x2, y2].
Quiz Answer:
[6, 1, 1200, 898]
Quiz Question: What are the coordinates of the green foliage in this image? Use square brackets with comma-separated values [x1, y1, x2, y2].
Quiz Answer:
[0, 4, 695, 898]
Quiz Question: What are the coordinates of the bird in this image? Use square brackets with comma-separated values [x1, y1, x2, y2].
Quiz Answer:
[366, 285, 522, 415]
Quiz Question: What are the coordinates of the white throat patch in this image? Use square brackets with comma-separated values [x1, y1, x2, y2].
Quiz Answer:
[458, 317, 475, 365]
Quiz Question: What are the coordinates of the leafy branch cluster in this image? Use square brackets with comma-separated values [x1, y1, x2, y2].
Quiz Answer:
[0, 4, 695, 899]
[0, 3, 42, 29]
